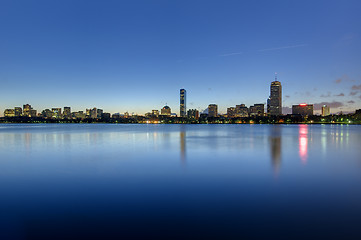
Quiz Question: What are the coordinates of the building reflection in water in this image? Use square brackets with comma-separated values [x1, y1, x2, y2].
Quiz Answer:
[299, 124, 308, 164]
[180, 126, 186, 164]
[269, 125, 282, 175]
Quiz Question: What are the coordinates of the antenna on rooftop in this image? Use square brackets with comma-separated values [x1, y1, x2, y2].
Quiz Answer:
[275, 72, 278, 81]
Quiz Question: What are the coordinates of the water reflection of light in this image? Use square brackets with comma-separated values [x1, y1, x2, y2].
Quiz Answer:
[299, 125, 308, 164]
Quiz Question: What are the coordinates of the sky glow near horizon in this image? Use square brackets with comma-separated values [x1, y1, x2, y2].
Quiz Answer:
[0, 0, 361, 115]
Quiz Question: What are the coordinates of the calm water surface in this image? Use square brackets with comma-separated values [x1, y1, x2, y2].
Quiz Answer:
[0, 124, 361, 239]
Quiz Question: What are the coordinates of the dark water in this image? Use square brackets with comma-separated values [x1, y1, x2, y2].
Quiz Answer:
[0, 124, 361, 239]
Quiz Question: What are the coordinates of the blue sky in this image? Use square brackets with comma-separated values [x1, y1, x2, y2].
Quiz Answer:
[1, 0, 361, 115]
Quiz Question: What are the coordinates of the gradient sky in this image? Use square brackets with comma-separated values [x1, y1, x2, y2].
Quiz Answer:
[1, 0, 361, 115]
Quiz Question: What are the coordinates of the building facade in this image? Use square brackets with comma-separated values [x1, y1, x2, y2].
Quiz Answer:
[180, 89, 186, 117]
[292, 104, 314, 116]
[250, 104, 265, 117]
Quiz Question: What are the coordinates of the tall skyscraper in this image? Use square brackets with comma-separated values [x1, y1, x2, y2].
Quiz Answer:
[208, 104, 218, 117]
[268, 75, 282, 116]
[180, 89, 186, 117]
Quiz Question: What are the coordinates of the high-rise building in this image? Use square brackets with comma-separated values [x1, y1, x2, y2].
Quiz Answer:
[63, 107, 71, 118]
[23, 104, 32, 117]
[161, 105, 171, 116]
[292, 104, 314, 116]
[180, 89, 186, 117]
[14, 107, 22, 117]
[268, 75, 282, 116]
[187, 109, 199, 119]
[322, 105, 330, 116]
[208, 104, 218, 117]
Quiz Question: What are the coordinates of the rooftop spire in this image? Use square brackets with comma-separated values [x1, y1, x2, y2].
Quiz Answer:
[275, 72, 278, 81]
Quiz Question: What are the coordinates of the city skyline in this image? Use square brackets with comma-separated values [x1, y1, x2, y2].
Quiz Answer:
[1, 1, 361, 115]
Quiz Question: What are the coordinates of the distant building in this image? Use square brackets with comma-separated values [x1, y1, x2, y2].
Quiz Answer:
[86, 109, 91, 118]
[73, 111, 86, 119]
[30, 109, 37, 117]
[63, 107, 71, 118]
[268, 76, 282, 116]
[52, 108, 62, 118]
[235, 104, 249, 117]
[152, 110, 159, 117]
[23, 104, 32, 117]
[208, 104, 218, 117]
[4, 109, 15, 117]
[97, 109, 103, 118]
[102, 112, 111, 119]
[161, 105, 171, 116]
[42, 109, 53, 118]
[249, 104, 265, 117]
[292, 104, 314, 116]
[187, 109, 199, 119]
[90, 108, 97, 119]
[180, 89, 186, 117]
[227, 107, 236, 118]
[322, 105, 330, 116]
[14, 107, 22, 117]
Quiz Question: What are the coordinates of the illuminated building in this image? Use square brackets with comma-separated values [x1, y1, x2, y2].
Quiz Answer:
[180, 89, 186, 117]
[23, 104, 32, 117]
[4, 109, 15, 117]
[52, 108, 62, 118]
[14, 107, 22, 117]
[187, 109, 199, 119]
[161, 105, 171, 116]
[235, 104, 249, 117]
[292, 104, 314, 116]
[268, 75, 282, 116]
[152, 110, 159, 117]
[227, 107, 236, 118]
[322, 105, 330, 116]
[208, 104, 218, 117]
[63, 107, 71, 118]
[249, 104, 265, 116]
